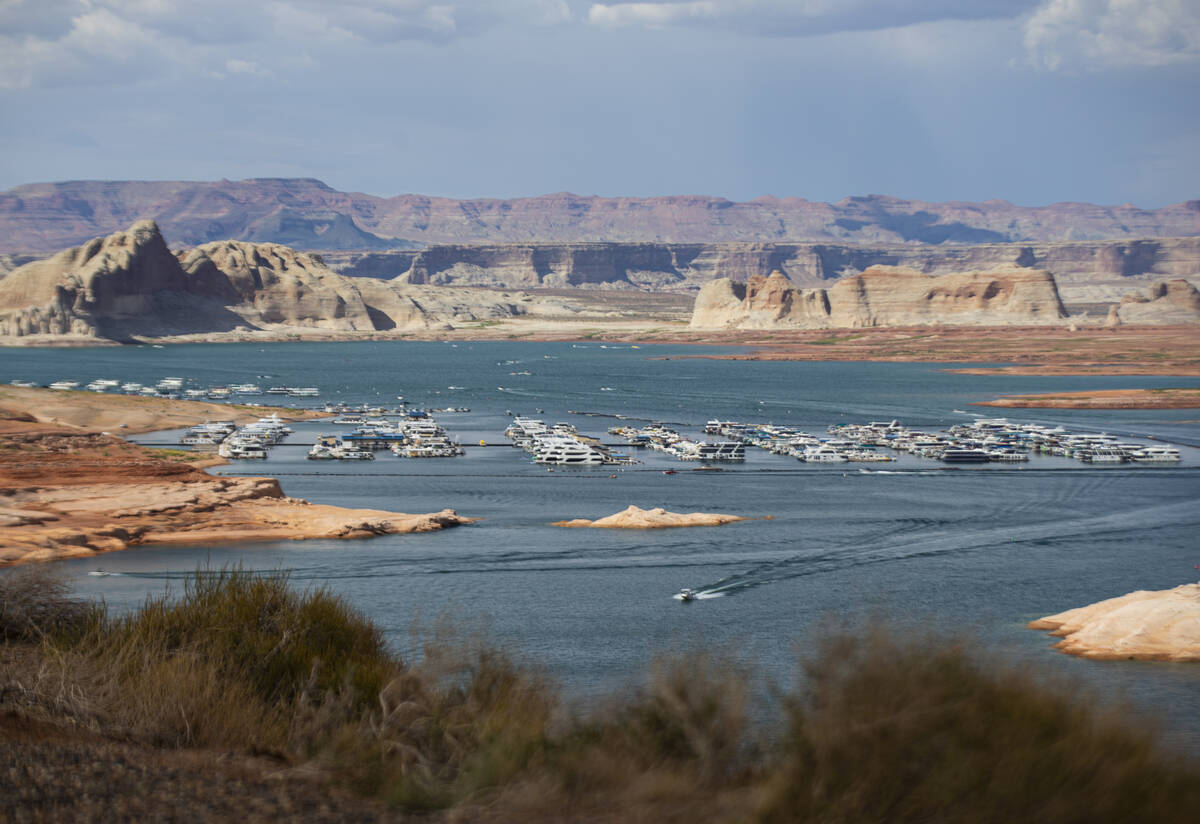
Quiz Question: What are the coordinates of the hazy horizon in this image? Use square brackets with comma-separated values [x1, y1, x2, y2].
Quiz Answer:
[2, 1, 1198, 208]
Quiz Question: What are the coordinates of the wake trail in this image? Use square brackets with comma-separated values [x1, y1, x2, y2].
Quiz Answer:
[688, 498, 1200, 599]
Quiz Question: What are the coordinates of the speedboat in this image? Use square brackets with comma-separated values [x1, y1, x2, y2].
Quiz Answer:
[678, 588, 697, 602]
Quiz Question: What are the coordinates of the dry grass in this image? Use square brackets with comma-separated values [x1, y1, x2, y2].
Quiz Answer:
[2, 570, 1198, 822]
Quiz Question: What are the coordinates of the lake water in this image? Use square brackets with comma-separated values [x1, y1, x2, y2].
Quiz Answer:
[6, 341, 1200, 752]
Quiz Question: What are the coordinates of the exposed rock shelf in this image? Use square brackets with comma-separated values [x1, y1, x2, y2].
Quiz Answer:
[0, 412, 474, 567]
[1029, 583, 1200, 662]
[552, 505, 750, 529]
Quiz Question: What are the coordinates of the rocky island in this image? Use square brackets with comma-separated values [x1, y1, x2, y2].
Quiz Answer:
[552, 505, 750, 529]
[1030, 582, 1200, 662]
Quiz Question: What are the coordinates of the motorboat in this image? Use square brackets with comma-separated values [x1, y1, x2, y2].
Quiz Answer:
[940, 448, 991, 463]
[801, 445, 848, 463]
[678, 588, 697, 602]
[533, 438, 605, 466]
[1129, 446, 1181, 463]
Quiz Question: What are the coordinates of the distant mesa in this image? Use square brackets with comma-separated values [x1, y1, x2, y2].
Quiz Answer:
[689, 266, 1070, 330]
[2, 177, 1199, 254]
[552, 505, 750, 529]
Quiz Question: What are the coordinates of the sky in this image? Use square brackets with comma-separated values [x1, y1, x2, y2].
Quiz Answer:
[0, 0, 1198, 207]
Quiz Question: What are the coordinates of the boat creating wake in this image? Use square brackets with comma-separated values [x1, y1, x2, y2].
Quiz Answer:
[676, 498, 1200, 600]
[81, 498, 1200, 602]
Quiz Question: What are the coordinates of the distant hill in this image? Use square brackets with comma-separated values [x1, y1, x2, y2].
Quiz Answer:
[0, 178, 1196, 253]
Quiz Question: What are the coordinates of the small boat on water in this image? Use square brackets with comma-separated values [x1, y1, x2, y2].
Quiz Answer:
[678, 588, 696, 602]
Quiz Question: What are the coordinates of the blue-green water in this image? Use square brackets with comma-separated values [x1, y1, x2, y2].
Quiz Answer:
[5, 341, 1200, 751]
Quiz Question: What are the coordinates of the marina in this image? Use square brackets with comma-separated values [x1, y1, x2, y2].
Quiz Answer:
[5, 341, 1200, 757]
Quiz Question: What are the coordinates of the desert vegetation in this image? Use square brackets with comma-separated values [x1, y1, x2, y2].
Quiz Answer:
[2, 566, 1198, 821]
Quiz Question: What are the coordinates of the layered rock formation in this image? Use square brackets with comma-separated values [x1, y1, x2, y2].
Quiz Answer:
[1115, 279, 1200, 324]
[2, 178, 1198, 253]
[690, 267, 1069, 329]
[0, 221, 563, 340]
[326, 237, 1200, 293]
[1029, 582, 1200, 662]
[552, 505, 749, 529]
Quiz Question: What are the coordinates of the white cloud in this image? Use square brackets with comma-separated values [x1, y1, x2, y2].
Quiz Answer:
[587, 0, 1037, 36]
[0, 0, 574, 89]
[1024, 0, 1200, 70]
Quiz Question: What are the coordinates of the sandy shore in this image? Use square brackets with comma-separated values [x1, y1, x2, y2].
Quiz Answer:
[672, 326, 1200, 376]
[553, 505, 751, 529]
[975, 388, 1200, 409]
[0, 385, 327, 434]
[0, 394, 474, 566]
[1029, 582, 1200, 662]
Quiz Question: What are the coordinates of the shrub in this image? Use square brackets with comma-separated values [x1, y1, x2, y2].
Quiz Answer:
[755, 627, 1200, 824]
[0, 566, 92, 642]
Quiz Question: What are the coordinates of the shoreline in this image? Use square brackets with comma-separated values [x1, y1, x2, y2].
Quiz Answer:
[4, 324, 1198, 377]
[0, 390, 473, 567]
[975, 388, 1200, 410]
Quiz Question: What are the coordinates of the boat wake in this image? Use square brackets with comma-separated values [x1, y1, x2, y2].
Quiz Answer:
[678, 498, 1200, 600]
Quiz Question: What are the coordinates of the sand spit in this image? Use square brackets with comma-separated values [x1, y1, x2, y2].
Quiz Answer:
[553, 505, 750, 529]
[1029, 582, 1200, 662]
[975, 388, 1200, 409]
[0, 415, 474, 567]
[0, 385, 326, 434]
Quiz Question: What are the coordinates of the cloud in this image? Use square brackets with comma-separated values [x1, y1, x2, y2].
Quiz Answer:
[0, 0, 573, 89]
[587, 0, 1037, 37]
[1024, 0, 1200, 70]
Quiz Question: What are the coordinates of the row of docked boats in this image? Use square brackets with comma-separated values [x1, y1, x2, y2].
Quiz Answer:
[175, 413, 294, 459]
[828, 418, 1181, 464]
[695, 420, 892, 463]
[507, 417, 635, 466]
[309, 414, 465, 460]
[608, 423, 747, 462]
[27, 377, 318, 401]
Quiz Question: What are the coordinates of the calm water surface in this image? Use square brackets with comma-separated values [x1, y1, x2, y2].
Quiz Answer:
[6, 342, 1200, 751]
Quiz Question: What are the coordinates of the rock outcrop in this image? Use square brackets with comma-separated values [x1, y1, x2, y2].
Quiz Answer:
[552, 505, 749, 529]
[2, 178, 1198, 253]
[1029, 582, 1200, 661]
[690, 267, 1069, 329]
[1114, 279, 1200, 325]
[0, 221, 556, 340]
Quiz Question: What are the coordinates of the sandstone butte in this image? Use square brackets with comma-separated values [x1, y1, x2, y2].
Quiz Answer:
[1029, 582, 1200, 662]
[688, 267, 1200, 331]
[552, 505, 750, 529]
[0, 396, 474, 567]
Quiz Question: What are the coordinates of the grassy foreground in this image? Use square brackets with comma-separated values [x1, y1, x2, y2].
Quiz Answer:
[2, 567, 1198, 822]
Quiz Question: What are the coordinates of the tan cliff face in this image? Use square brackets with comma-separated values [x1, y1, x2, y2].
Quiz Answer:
[323, 237, 1200, 299]
[690, 266, 1069, 329]
[0, 221, 569, 341]
[1114, 279, 1200, 325]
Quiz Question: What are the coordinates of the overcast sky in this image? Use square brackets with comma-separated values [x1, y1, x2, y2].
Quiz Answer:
[1, 0, 1197, 206]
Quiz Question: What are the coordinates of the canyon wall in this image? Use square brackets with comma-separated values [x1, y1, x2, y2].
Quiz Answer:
[2, 178, 1197, 253]
[690, 268, 1070, 330]
[323, 238, 1200, 293]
